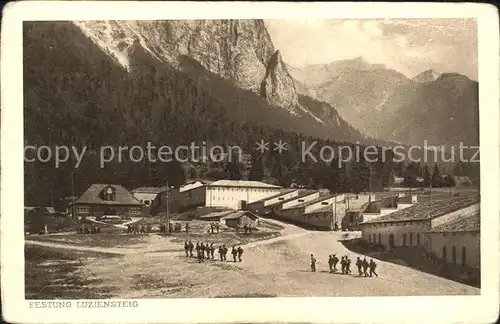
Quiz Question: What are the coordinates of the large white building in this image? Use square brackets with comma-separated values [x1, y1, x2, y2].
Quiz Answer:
[205, 180, 282, 209]
[359, 195, 480, 250]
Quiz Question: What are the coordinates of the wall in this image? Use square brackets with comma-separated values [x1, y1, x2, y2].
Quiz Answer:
[281, 192, 320, 210]
[179, 185, 206, 208]
[151, 188, 183, 215]
[74, 204, 147, 218]
[431, 203, 480, 228]
[205, 186, 281, 209]
[361, 220, 431, 249]
[422, 231, 480, 268]
[225, 215, 257, 228]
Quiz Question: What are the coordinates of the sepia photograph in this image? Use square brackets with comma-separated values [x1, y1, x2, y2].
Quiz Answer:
[1, 2, 499, 324]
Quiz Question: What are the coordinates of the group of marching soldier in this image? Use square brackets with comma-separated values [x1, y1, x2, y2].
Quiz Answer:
[310, 254, 378, 277]
[77, 225, 101, 234]
[184, 241, 244, 263]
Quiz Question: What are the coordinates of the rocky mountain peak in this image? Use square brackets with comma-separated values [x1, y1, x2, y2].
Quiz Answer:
[73, 20, 300, 112]
[413, 69, 441, 83]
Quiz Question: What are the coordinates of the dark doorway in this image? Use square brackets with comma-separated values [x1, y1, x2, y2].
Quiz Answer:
[389, 234, 395, 247]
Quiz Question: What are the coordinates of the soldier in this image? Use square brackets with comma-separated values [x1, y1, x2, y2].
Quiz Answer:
[237, 246, 244, 262]
[328, 255, 334, 273]
[249, 226, 252, 233]
[222, 245, 228, 261]
[184, 241, 190, 257]
[332, 254, 339, 272]
[236, 224, 240, 233]
[195, 242, 200, 260]
[310, 254, 317, 272]
[340, 256, 346, 274]
[231, 246, 238, 262]
[362, 258, 369, 277]
[185, 222, 190, 233]
[205, 242, 211, 259]
[146, 225, 151, 233]
[210, 243, 215, 260]
[345, 256, 352, 274]
[210, 223, 214, 234]
[188, 241, 194, 257]
[215, 222, 220, 233]
[97, 225, 101, 233]
[369, 259, 378, 277]
[356, 257, 363, 276]
[244, 224, 248, 234]
[200, 242, 206, 260]
[218, 245, 224, 261]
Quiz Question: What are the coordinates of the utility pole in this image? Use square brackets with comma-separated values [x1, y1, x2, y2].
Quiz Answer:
[429, 169, 433, 202]
[166, 180, 170, 233]
[368, 163, 372, 202]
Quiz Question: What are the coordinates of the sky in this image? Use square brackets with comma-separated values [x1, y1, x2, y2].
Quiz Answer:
[265, 19, 477, 80]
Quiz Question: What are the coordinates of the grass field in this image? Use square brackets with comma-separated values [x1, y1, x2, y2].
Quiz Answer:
[25, 246, 120, 299]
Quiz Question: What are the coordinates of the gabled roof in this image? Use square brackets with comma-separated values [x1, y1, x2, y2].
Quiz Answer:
[284, 194, 336, 211]
[247, 189, 297, 205]
[222, 210, 259, 220]
[75, 184, 143, 206]
[209, 180, 281, 189]
[199, 210, 234, 219]
[362, 195, 479, 224]
[266, 190, 318, 207]
[429, 212, 480, 232]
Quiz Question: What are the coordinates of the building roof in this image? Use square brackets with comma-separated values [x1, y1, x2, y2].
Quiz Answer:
[131, 186, 167, 194]
[222, 210, 259, 220]
[247, 189, 297, 205]
[429, 212, 480, 232]
[285, 194, 336, 210]
[184, 179, 214, 185]
[208, 180, 281, 189]
[75, 184, 144, 206]
[362, 195, 479, 224]
[199, 210, 234, 220]
[266, 190, 318, 207]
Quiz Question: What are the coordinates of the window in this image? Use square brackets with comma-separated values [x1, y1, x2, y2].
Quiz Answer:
[321, 202, 329, 205]
[278, 197, 284, 201]
[378, 233, 382, 244]
[442, 246, 447, 260]
[144, 200, 151, 206]
[403, 233, 407, 246]
[129, 207, 141, 215]
[373, 234, 376, 243]
[409, 233, 413, 245]
[298, 199, 304, 203]
[368, 235, 371, 243]
[76, 207, 89, 214]
[462, 246, 466, 266]
[417, 233, 421, 245]
[451, 246, 457, 264]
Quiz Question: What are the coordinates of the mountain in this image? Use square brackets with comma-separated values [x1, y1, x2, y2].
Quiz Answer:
[290, 58, 478, 147]
[371, 73, 479, 146]
[71, 20, 367, 143]
[412, 69, 441, 83]
[24, 21, 384, 205]
[289, 57, 412, 133]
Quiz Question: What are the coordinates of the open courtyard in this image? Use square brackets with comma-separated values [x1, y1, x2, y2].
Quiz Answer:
[25, 219, 479, 299]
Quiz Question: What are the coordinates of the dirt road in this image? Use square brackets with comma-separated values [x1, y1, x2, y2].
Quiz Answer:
[26, 219, 479, 298]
